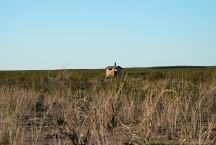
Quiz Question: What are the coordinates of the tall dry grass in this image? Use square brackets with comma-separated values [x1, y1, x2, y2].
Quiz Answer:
[0, 70, 216, 145]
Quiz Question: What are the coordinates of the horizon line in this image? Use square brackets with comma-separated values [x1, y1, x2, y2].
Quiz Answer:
[0, 65, 216, 71]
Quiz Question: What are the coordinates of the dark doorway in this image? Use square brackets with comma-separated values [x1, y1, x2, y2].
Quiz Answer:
[114, 71, 117, 76]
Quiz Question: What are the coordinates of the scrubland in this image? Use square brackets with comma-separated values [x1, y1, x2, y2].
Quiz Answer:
[0, 67, 216, 145]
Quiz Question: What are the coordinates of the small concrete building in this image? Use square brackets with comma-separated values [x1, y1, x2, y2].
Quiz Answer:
[105, 63, 122, 78]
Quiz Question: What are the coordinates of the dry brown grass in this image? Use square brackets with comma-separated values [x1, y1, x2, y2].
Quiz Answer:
[0, 70, 216, 145]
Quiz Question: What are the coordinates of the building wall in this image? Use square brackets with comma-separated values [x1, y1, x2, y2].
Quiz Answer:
[116, 68, 121, 75]
[105, 68, 121, 78]
[106, 69, 114, 77]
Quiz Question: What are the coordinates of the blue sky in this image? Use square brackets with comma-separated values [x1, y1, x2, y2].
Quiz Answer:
[0, 0, 216, 70]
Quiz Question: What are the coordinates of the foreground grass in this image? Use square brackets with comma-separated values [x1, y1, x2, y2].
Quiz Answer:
[0, 67, 216, 145]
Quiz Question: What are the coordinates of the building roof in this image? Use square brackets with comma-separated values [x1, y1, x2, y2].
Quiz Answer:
[105, 66, 122, 69]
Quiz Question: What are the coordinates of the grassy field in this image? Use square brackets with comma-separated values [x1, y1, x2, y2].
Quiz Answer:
[0, 67, 216, 145]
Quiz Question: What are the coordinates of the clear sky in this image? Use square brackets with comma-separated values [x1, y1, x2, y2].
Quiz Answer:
[0, 0, 216, 70]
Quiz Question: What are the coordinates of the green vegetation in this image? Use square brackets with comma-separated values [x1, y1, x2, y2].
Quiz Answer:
[0, 67, 215, 91]
[0, 67, 216, 144]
